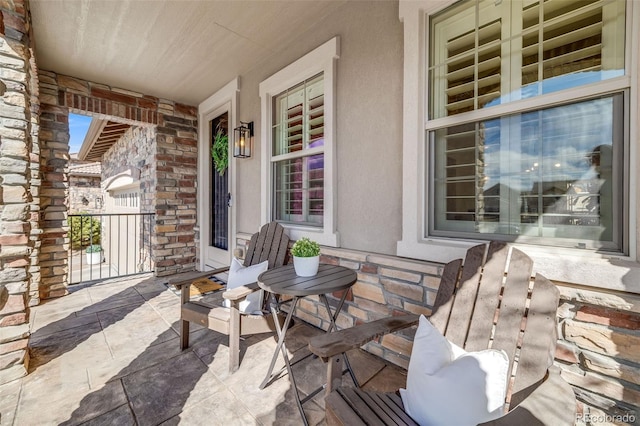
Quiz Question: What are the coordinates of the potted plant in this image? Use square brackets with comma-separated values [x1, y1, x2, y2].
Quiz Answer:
[290, 237, 321, 276]
[86, 244, 103, 265]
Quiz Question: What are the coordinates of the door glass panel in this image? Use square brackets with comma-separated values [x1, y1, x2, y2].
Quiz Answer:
[211, 113, 229, 250]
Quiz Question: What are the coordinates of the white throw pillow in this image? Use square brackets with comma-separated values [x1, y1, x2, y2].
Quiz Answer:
[406, 314, 453, 375]
[223, 258, 269, 314]
[400, 315, 509, 426]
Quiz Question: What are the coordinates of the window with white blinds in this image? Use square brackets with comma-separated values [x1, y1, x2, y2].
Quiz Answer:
[259, 37, 338, 246]
[428, 0, 628, 251]
[272, 74, 325, 226]
[432, 95, 623, 250]
[430, 0, 503, 118]
[429, 0, 625, 119]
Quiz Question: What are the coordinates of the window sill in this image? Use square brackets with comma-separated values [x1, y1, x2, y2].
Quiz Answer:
[397, 238, 640, 294]
[237, 226, 339, 248]
[282, 224, 340, 247]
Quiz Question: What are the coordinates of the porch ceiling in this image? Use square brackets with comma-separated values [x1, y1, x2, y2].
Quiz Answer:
[29, 0, 347, 106]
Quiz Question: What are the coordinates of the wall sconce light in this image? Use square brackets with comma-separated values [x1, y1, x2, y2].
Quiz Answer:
[233, 121, 253, 158]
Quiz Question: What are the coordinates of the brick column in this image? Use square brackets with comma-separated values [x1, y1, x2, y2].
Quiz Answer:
[37, 103, 69, 298]
[154, 109, 198, 276]
[0, 0, 38, 384]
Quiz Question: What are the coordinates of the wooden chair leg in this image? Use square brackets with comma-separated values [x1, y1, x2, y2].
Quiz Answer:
[180, 319, 190, 350]
[326, 354, 345, 397]
[229, 303, 240, 372]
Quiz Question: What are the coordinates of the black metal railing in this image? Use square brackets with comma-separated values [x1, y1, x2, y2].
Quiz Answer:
[68, 213, 154, 284]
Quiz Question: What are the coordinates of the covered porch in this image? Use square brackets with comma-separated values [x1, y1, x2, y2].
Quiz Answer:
[1, 0, 640, 424]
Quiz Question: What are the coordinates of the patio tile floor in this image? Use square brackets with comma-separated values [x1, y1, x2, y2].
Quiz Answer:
[0, 273, 405, 425]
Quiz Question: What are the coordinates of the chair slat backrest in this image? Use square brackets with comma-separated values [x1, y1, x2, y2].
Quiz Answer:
[430, 258, 462, 332]
[464, 241, 509, 351]
[243, 222, 290, 269]
[444, 244, 487, 346]
[491, 248, 534, 379]
[430, 242, 560, 406]
[510, 273, 559, 406]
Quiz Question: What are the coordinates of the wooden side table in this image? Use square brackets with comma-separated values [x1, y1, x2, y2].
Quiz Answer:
[257, 264, 357, 426]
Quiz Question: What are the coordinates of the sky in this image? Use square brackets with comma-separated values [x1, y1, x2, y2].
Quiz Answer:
[68, 113, 92, 154]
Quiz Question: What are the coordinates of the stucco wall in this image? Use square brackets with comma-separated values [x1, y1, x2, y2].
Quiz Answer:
[235, 0, 403, 255]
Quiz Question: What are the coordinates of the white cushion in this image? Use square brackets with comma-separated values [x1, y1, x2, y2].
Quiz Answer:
[223, 258, 268, 314]
[400, 315, 509, 426]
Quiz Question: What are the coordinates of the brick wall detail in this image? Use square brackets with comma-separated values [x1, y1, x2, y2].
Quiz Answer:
[37, 101, 69, 299]
[555, 290, 640, 423]
[101, 125, 155, 211]
[68, 174, 101, 214]
[100, 125, 156, 270]
[68, 158, 101, 214]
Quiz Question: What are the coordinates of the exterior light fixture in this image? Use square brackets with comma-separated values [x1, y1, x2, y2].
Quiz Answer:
[233, 121, 253, 158]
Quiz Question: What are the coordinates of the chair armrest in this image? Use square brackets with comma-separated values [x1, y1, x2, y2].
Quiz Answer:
[223, 282, 260, 301]
[168, 267, 230, 289]
[309, 314, 420, 359]
[479, 366, 576, 426]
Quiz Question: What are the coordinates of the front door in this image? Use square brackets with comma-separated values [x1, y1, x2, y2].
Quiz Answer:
[206, 110, 231, 267]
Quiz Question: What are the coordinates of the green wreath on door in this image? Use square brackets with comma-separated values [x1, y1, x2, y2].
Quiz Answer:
[211, 127, 228, 176]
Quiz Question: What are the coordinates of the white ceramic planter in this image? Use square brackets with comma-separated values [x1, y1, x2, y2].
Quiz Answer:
[293, 255, 320, 277]
[86, 251, 102, 265]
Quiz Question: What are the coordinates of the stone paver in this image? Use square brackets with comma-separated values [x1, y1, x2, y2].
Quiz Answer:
[123, 351, 226, 426]
[0, 273, 403, 425]
[0, 379, 21, 425]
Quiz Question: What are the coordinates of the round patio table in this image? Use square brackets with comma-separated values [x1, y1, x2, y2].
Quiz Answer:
[257, 264, 357, 426]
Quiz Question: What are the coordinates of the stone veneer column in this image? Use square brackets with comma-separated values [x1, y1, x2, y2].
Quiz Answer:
[36, 103, 69, 298]
[153, 111, 198, 276]
[0, 0, 38, 384]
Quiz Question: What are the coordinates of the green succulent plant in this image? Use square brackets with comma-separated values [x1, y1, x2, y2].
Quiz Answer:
[86, 244, 102, 253]
[290, 237, 320, 258]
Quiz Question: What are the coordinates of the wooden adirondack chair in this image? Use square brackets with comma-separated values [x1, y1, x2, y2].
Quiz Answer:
[309, 242, 576, 425]
[169, 222, 289, 372]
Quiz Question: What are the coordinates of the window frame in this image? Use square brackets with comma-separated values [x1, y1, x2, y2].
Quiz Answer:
[272, 74, 325, 227]
[259, 37, 340, 246]
[397, 0, 640, 293]
[428, 92, 627, 251]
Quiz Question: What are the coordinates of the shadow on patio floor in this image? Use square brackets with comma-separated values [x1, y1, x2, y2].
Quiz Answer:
[1, 273, 405, 425]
